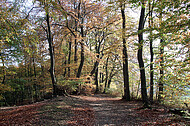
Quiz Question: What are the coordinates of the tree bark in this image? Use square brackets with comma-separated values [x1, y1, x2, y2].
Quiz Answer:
[46, 12, 57, 97]
[63, 56, 67, 77]
[149, 0, 154, 103]
[99, 72, 102, 83]
[94, 32, 103, 92]
[74, 0, 79, 71]
[90, 31, 105, 76]
[158, 39, 164, 101]
[95, 66, 99, 93]
[76, 28, 84, 78]
[90, 61, 99, 76]
[76, 1, 84, 78]
[103, 56, 109, 93]
[121, 3, 130, 101]
[108, 73, 115, 89]
[107, 56, 117, 88]
[94, 45, 100, 93]
[1, 57, 5, 84]
[158, 11, 164, 102]
[137, 2, 149, 106]
[68, 39, 72, 77]
[102, 73, 104, 83]
[33, 57, 38, 101]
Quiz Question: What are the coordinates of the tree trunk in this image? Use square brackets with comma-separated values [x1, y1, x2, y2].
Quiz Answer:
[76, 1, 84, 78]
[121, 3, 130, 101]
[158, 39, 164, 101]
[99, 72, 102, 83]
[90, 61, 99, 76]
[107, 56, 117, 88]
[158, 11, 164, 102]
[94, 57, 100, 93]
[95, 67, 99, 93]
[94, 35, 102, 92]
[74, 1, 78, 72]
[63, 56, 67, 77]
[149, 0, 154, 103]
[107, 78, 112, 89]
[76, 32, 84, 78]
[46, 12, 57, 97]
[1, 57, 5, 84]
[103, 56, 109, 93]
[68, 39, 72, 77]
[33, 57, 38, 102]
[138, 2, 149, 107]
[102, 73, 104, 83]
[74, 37, 77, 65]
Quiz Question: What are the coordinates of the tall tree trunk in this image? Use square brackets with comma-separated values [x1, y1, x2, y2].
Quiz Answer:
[74, 0, 78, 72]
[149, 0, 154, 103]
[95, 67, 99, 93]
[121, 3, 130, 101]
[76, 1, 84, 78]
[158, 39, 164, 101]
[107, 69, 116, 89]
[94, 34, 102, 93]
[76, 29, 84, 78]
[90, 61, 99, 76]
[158, 11, 164, 102]
[74, 34, 78, 65]
[75, 11, 84, 95]
[102, 73, 104, 83]
[1, 57, 5, 84]
[107, 56, 117, 88]
[30, 57, 32, 77]
[90, 32, 105, 76]
[63, 56, 67, 77]
[25, 56, 27, 77]
[33, 57, 38, 101]
[99, 72, 102, 83]
[138, 2, 149, 107]
[46, 12, 57, 97]
[94, 56, 99, 93]
[68, 39, 72, 77]
[28, 61, 30, 77]
[107, 78, 112, 89]
[103, 56, 109, 93]
[28, 57, 34, 103]
[40, 58, 45, 98]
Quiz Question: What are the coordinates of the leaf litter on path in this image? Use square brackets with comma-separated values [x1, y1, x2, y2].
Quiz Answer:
[1, 94, 190, 125]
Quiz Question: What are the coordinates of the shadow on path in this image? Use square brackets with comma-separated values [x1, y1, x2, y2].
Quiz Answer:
[72, 94, 157, 126]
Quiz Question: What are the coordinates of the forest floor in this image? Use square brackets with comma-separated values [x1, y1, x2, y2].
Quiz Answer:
[0, 94, 190, 126]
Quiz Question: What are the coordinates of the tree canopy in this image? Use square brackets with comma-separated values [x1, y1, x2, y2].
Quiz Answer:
[0, 0, 189, 108]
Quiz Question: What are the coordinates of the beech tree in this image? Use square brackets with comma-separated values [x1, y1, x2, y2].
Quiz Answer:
[153, 0, 190, 104]
[1, 0, 189, 107]
[120, 1, 130, 101]
[148, 0, 154, 103]
[137, 1, 148, 106]
[45, 5, 57, 97]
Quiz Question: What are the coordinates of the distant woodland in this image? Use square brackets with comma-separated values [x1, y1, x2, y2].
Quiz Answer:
[0, 0, 189, 107]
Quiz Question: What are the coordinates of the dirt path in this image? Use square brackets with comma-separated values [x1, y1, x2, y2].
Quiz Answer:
[69, 94, 189, 126]
[1, 94, 189, 125]
[73, 95, 142, 125]
[72, 95, 167, 126]
[74, 95, 144, 125]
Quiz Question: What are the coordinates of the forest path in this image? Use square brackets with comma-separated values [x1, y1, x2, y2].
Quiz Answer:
[1, 94, 189, 125]
[67, 94, 189, 126]
[72, 94, 145, 125]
